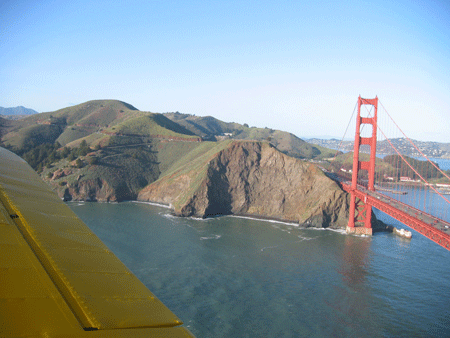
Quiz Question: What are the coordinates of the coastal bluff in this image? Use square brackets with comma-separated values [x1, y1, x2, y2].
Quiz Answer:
[138, 141, 350, 228]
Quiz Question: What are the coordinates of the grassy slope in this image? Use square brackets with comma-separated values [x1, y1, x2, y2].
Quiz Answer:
[151, 140, 234, 209]
[1, 100, 199, 150]
[0, 116, 16, 138]
[64, 113, 198, 149]
[155, 141, 205, 176]
[64, 133, 110, 149]
[54, 100, 142, 145]
[104, 114, 197, 138]
[164, 112, 335, 160]
[1, 100, 142, 148]
[2, 123, 64, 148]
[160, 140, 232, 178]
[47, 99, 139, 126]
[164, 113, 243, 136]
[311, 144, 338, 159]
[329, 152, 416, 179]
[56, 125, 99, 146]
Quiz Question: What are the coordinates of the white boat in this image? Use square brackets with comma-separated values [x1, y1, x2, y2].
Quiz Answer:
[394, 227, 412, 239]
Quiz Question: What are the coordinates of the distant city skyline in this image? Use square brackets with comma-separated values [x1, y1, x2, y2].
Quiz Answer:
[1, 0, 449, 142]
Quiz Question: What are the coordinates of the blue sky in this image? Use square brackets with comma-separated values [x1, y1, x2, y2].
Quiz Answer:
[1, 0, 449, 142]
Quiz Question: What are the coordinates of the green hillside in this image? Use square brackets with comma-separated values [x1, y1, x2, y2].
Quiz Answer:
[1, 100, 142, 148]
[0, 100, 200, 153]
[103, 113, 198, 139]
[41, 99, 139, 126]
[53, 100, 143, 145]
[326, 151, 450, 183]
[2, 123, 64, 149]
[164, 113, 243, 136]
[160, 140, 232, 179]
[155, 141, 207, 176]
[164, 112, 335, 159]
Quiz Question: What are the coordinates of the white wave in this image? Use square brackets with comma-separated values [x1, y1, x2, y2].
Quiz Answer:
[352, 233, 372, 238]
[297, 235, 317, 241]
[325, 228, 347, 234]
[200, 235, 222, 240]
[131, 200, 172, 209]
[232, 215, 299, 227]
[161, 213, 179, 219]
[303, 227, 347, 234]
[190, 217, 210, 222]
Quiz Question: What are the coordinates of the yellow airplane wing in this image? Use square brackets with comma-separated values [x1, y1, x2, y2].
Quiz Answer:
[0, 147, 194, 337]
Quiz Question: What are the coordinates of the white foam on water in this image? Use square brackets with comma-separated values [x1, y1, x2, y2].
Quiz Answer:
[190, 217, 210, 222]
[161, 213, 178, 219]
[297, 235, 317, 241]
[131, 200, 172, 209]
[325, 228, 347, 234]
[304, 227, 347, 235]
[232, 215, 299, 227]
[200, 234, 222, 240]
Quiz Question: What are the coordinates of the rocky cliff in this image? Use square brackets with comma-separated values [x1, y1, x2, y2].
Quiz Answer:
[138, 141, 350, 228]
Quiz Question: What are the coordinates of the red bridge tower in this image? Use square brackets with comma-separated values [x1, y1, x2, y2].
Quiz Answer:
[347, 96, 378, 235]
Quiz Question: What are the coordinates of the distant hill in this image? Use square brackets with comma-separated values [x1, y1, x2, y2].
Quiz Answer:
[164, 112, 244, 137]
[164, 112, 335, 160]
[308, 138, 450, 158]
[0, 106, 39, 120]
[0, 106, 39, 115]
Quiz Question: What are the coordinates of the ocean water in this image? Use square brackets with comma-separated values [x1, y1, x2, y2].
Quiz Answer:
[69, 202, 450, 338]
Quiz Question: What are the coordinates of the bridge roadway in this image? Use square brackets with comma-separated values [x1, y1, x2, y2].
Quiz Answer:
[341, 182, 450, 250]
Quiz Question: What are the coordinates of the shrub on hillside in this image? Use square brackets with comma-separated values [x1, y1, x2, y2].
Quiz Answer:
[87, 156, 98, 165]
[75, 158, 83, 168]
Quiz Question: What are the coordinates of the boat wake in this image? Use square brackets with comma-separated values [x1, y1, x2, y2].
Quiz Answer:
[200, 235, 222, 240]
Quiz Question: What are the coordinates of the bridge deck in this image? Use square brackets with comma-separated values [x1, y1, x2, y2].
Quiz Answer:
[341, 182, 450, 250]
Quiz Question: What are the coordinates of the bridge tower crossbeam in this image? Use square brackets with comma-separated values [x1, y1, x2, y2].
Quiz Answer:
[347, 96, 378, 236]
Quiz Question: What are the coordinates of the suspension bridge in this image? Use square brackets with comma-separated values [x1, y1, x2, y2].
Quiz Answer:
[327, 96, 450, 251]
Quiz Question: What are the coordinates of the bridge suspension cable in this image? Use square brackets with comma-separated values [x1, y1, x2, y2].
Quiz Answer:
[331, 96, 450, 250]
[363, 102, 450, 206]
[379, 101, 450, 182]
